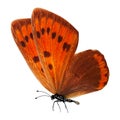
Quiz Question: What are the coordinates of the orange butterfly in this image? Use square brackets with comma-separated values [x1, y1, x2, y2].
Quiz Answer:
[11, 8, 109, 112]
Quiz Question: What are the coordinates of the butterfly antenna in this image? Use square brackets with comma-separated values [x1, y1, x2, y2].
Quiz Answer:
[35, 90, 51, 99]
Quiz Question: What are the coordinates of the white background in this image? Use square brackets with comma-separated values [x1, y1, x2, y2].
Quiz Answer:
[0, 0, 120, 119]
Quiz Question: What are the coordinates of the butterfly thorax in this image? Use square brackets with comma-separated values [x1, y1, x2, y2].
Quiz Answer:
[51, 94, 66, 101]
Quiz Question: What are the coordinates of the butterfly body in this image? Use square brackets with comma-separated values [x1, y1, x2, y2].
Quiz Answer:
[11, 8, 109, 111]
[51, 93, 79, 112]
[51, 94, 79, 104]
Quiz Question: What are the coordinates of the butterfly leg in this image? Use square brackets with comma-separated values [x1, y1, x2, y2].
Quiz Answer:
[63, 102, 69, 113]
[57, 101, 61, 112]
[52, 100, 61, 112]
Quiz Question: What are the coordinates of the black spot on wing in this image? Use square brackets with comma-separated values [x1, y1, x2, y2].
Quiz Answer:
[48, 64, 53, 70]
[20, 41, 26, 47]
[52, 32, 56, 39]
[36, 31, 40, 38]
[41, 28, 45, 35]
[24, 35, 29, 42]
[58, 35, 63, 43]
[33, 56, 39, 63]
[30, 33, 33, 39]
[47, 27, 50, 34]
[63, 42, 71, 52]
[41, 68, 44, 73]
[44, 51, 51, 57]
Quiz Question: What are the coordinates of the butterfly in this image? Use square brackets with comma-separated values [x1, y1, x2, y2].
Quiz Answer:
[11, 8, 109, 112]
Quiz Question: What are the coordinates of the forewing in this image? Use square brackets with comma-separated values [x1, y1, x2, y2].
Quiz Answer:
[11, 19, 55, 93]
[31, 8, 78, 93]
[59, 50, 109, 98]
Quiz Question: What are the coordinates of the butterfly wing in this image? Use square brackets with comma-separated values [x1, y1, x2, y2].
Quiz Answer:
[11, 19, 55, 93]
[12, 9, 108, 99]
[59, 50, 109, 98]
[31, 8, 78, 93]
